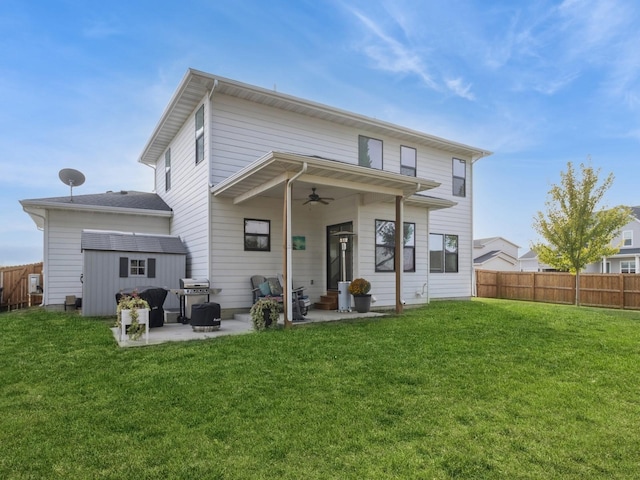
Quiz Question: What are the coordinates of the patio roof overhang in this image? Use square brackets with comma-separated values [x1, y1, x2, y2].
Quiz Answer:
[211, 151, 454, 210]
[212, 151, 456, 325]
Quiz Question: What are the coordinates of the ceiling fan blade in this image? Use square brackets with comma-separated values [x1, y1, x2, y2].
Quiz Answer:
[303, 199, 311, 205]
[322, 197, 335, 201]
[319, 199, 329, 205]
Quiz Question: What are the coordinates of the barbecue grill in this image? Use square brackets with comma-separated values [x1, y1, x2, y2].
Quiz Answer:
[179, 278, 210, 320]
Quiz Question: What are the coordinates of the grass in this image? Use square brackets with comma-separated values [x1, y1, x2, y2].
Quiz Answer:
[1, 299, 640, 479]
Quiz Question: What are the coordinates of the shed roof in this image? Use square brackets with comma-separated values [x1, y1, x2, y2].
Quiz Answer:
[81, 230, 187, 255]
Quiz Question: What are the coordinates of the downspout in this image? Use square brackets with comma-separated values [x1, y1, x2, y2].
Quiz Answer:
[283, 162, 308, 327]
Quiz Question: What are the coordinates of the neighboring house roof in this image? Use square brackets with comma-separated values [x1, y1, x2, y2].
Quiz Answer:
[632, 206, 640, 219]
[611, 247, 640, 256]
[474, 250, 501, 264]
[519, 250, 538, 259]
[20, 191, 172, 229]
[473, 236, 520, 249]
[81, 230, 187, 255]
[139, 69, 492, 166]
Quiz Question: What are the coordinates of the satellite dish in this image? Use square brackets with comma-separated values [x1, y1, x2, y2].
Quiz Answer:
[58, 168, 85, 200]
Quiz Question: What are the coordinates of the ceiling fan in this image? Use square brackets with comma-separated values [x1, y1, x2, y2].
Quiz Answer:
[303, 187, 334, 205]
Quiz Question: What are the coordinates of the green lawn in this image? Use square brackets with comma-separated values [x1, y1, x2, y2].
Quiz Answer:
[1, 299, 640, 479]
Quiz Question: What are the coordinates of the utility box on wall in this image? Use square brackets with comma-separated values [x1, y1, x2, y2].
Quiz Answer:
[28, 273, 41, 294]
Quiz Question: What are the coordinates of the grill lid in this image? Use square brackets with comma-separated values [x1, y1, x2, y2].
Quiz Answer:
[180, 278, 210, 289]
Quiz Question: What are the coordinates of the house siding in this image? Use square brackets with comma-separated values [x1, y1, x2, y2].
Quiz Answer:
[44, 210, 169, 306]
[155, 96, 210, 279]
[148, 81, 480, 311]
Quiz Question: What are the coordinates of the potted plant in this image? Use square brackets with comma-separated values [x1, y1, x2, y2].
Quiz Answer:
[116, 291, 150, 340]
[349, 278, 372, 313]
[250, 297, 280, 331]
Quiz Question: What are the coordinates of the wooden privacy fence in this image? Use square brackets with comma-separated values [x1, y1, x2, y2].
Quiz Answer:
[0, 263, 43, 311]
[476, 270, 640, 310]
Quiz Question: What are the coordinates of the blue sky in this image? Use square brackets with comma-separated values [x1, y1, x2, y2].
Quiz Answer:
[2, 0, 640, 266]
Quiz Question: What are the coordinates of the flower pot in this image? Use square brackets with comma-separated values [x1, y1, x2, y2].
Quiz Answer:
[263, 308, 273, 327]
[119, 308, 150, 342]
[353, 294, 372, 313]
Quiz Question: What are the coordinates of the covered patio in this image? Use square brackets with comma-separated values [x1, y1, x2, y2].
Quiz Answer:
[112, 309, 386, 347]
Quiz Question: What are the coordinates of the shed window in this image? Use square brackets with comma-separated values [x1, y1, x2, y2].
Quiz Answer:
[130, 259, 146, 276]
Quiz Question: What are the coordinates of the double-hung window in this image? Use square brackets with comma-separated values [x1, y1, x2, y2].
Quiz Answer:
[244, 219, 270, 251]
[429, 233, 459, 273]
[358, 135, 383, 169]
[195, 105, 204, 164]
[452, 158, 466, 197]
[623, 231, 633, 246]
[400, 146, 416, 176]
[375, 220, 415, 272]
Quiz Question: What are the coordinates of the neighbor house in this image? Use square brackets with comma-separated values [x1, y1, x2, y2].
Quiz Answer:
[473, 236, 519, 271]
[21, 68, 491, 319]
[584, 206, 640, 274]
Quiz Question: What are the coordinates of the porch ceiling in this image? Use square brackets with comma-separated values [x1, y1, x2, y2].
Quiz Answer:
[211, 151, 454, 209]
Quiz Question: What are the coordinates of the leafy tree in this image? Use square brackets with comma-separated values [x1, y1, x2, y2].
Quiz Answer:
[532, 161, 631, 305]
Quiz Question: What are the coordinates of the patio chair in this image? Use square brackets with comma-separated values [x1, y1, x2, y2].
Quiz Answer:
[250, 275, 284, 305]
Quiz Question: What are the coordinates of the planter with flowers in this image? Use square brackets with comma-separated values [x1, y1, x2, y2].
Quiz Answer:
[349, 278, 372, 313]
[116, 292, 150, 341]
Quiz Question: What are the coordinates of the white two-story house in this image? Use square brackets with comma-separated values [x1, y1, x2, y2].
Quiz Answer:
[22, 69, 491, 319]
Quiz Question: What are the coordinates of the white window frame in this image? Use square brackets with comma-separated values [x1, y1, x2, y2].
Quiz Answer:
[452, 158, 466, 197]
[358, 135, 383, 170]
[165, 148, 171, 191]
[621, 260, 636, 274]
[130, 259, 146, 276]
[623, 230, 633, 247]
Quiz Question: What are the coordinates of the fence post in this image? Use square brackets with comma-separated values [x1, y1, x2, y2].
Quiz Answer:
[620, 274, 625, 309]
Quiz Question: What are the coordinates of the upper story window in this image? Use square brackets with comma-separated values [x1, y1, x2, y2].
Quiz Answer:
[375, 220, 415, 272]
[358, 135, 383, 170]
[164, 148, 171, 191]
[244, 219, 270, 252]
[195, 105, 204, 165]
[429, 233, 459, 273]
[400, 146, 416, 176]
[623, 230, 633, 246]
[452, 158, 466, 197]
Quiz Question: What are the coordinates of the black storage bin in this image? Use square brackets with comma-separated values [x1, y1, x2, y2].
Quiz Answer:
[115, 287, 168, 328]
[190, 302, 221, 331]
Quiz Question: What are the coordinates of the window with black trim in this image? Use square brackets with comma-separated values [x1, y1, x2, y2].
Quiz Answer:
[400, 146, 416, 176]
[195, 105, 204, 164]
[165, 148, 171, 191]
[244, 219, 270, 251]
[358, 135, 383, 169]
[375, 220, 415, 272]
[453, 158, 466, 197]
[429, 233, 458, 273]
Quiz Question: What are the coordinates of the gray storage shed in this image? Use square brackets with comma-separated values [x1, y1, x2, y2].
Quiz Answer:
[81, 230, 187, 316]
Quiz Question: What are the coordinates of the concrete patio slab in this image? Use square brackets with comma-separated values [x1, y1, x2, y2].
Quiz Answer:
[112, 309, 386, 347]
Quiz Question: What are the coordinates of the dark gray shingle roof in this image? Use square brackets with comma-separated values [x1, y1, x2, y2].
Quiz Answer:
[81, 231, 187, 254]
[474, 250, 500, 264]
[23, 190, 171, 211]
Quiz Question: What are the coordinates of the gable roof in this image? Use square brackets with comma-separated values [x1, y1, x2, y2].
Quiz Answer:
[81, 230, 187, 255]
[139, 69, 492, 166]
[474, 250, 518, 265]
